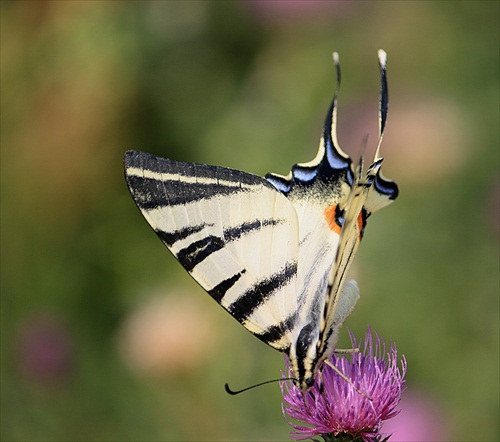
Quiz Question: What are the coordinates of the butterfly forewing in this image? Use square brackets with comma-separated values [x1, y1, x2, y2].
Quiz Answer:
[125, 151, 300, 351]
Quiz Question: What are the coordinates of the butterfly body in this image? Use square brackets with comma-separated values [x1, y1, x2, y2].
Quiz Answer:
[125, 51, 398, 391]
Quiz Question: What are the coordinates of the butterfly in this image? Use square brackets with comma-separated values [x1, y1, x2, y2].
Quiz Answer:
[124, 50, 398, 391]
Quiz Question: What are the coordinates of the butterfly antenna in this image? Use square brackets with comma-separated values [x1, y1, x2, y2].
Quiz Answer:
[224, 377, 297, 396]
[374, 49, 388, 162]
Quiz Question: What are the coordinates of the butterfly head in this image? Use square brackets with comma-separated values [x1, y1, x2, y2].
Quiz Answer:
[287, 321, 324, 391]
[298, 373, 316, 391]
[289, 354, 320, 392]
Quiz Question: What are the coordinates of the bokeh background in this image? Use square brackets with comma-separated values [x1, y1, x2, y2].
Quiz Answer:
[1, 1, 498, 441]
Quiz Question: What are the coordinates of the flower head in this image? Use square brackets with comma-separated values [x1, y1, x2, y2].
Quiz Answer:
[281, 327, 406, 442]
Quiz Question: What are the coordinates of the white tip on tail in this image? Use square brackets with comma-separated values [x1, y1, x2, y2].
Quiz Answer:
[378, 49, 387, 68]
[332, 52, 339, 65]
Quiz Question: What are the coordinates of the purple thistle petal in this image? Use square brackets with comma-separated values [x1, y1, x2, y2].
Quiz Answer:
[281, 327, 406, 441]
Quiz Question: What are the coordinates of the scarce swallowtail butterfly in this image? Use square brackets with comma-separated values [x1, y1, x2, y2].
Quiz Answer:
[124, 50, 398, 391]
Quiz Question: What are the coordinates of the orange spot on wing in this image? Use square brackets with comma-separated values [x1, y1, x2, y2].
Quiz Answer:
[357, 211, 364, 240]
[324, 205, 342, 235]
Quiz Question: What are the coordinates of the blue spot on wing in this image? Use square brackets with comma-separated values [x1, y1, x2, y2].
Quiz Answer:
[291, 165, 318, 182]
[265, 173, 292, 194]
[325, 139, 351, 170]
[374, 174, 399, 199]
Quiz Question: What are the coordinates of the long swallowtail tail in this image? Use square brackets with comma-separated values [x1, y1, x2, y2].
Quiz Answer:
[124, 50, 398, 391]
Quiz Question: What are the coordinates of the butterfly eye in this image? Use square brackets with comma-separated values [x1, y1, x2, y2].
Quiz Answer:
[305, 377, 315, 389]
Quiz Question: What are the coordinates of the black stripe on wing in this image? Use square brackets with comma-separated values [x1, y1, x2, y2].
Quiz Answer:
[125, 150, 266, 187]
[125, 151, 279, 209]
[253, 311, 299, 350]
[229, 261, 297, 323]
[176, 236, 225, 272]
[126, 175, 250, 209]
[155, 218, 285, 272]
[208, 270, 247, 303]
[156, 223, 212, 247]
[223, 219, 283, 242]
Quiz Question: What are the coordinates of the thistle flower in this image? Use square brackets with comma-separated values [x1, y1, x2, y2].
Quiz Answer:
[281, 327, 406, 442]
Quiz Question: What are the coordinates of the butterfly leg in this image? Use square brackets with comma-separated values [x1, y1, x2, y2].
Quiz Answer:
[334, 347, 359, 355]
[324, 359, 372, 401]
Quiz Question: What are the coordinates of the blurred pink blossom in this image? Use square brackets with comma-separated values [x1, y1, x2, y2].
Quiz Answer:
[17, 313, 74, 385]
[245, 0, 351, 23]
[382, 390, 451, 441]
[118, 293, 217, 378]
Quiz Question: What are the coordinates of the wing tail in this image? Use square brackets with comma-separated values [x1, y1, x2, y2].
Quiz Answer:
[366, 49, 399, 214]
[317, 50, 397, 352]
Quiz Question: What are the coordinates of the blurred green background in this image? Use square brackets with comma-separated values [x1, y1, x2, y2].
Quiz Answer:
[1, 1, 498, 441]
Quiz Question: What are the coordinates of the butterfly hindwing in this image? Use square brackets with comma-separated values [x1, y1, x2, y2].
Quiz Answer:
[319, 50, 398, 362]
